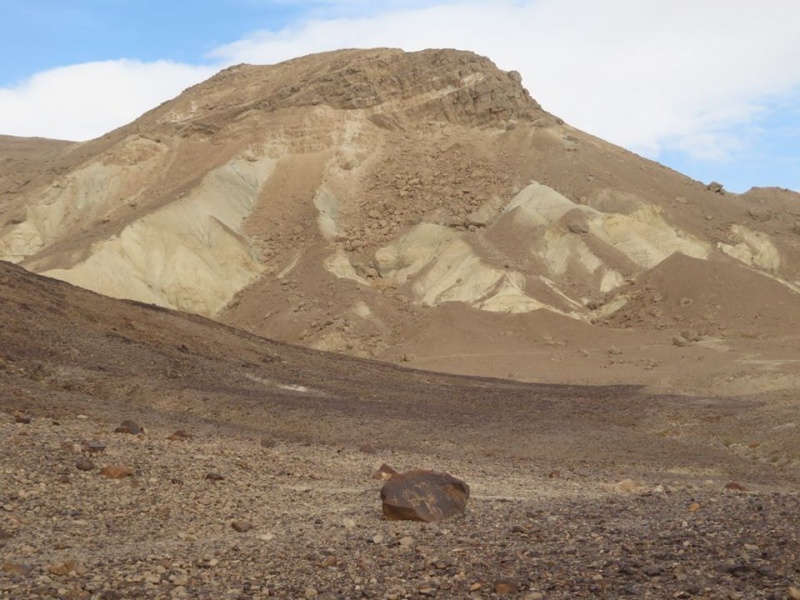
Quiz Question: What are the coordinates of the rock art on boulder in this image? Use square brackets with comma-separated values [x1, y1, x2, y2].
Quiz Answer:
[380, 469, 469, 522]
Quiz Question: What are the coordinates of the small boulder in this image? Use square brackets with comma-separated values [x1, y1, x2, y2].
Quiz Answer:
[380, 470, 470, 522]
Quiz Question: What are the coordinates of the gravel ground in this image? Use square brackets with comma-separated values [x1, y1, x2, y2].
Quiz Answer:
[3, 412, 799, 600]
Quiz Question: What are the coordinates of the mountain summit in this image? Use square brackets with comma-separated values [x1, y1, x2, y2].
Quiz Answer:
[1, 48, 799, 389]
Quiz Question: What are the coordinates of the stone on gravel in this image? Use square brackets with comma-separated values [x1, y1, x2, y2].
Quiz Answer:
[82, 440, 106, 453]
[205, 472, 225, 481]
[13, 411, 31, 424]
[1, 562, 25, 575]
[114, 420, 142, 434]
[380, 469, 469, 522]
[100, 465, 134, 479]
[495, 580, 520, 595]
[231, 520, 252, 533]
[168, 430, 191, 441]
[75, 457, 96, 471]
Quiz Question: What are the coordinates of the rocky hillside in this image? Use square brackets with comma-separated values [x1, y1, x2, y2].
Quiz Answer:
[1, 48, 799, 385]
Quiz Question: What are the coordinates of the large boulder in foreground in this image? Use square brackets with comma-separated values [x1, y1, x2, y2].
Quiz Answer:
[380, 469, 470, 522]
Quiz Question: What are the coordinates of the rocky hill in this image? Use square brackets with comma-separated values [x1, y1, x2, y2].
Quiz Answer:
[1, 48, 799, 390]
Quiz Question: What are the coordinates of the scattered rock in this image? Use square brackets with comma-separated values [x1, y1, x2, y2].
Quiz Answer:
[47, 560, 85, 576]
[672, 335, 688, 347]
[1, 562, 26, 576]
[358, 442, 376, 454]
[495, 580, 520, 595]
[380, 469, 470, 522]
[231, 520, 253, 533]
[725, 481, 748, 492]
[688, 502, 701, 513]
[615, 479, 646, 494]
[643, 565, 664, 577]
[167, 430, 191, 441]
[260, 436, 276, 448]
[75, 457, 96, 471]
[13, 411, 31, 424]
[82, 440, 106, 453]
[788, 587, 800, 600]
[114, 420, 142, 434]
[205, 472, 225, 481]
[707, 181, 724, 194]
[100, 465, 134, 479]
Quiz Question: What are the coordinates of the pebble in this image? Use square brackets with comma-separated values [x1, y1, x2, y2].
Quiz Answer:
[83, 440, 106, 453]
[304, 587, 318, 598]
[75, 457, 96, 471]
[231, 520, 253, 533]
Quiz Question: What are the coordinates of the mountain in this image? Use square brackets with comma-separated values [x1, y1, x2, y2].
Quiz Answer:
[1, 48, 799, 390]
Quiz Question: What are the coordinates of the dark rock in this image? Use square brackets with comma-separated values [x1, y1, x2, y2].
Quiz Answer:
[13, 412, 31, 424]
[75, 458, 96, 471]
[114, 420, 142, 434]
[167, 430, 190, 441]
[643, 565, 664, 577]
[82, 440, 106, 453]
[707, 181, 724, 194]
[380, 469, 470, 522]
[205, 472, 225, 481]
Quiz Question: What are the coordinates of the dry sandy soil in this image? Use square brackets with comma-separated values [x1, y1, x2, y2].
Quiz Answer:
[1, 48, 800, 599]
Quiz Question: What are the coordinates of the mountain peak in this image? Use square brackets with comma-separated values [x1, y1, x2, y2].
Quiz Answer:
[147, 48, 543, 135]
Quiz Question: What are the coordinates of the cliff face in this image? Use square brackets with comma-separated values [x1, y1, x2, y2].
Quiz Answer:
[1, 48, 799, 382]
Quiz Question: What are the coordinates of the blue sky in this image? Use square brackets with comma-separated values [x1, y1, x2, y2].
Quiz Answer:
[1, 0, 799, 194]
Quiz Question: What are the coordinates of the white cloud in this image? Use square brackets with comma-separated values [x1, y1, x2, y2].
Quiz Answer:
[0, 60, 214, 141]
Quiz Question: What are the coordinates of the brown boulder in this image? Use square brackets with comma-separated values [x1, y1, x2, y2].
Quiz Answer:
[380, 470, 469, 522]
